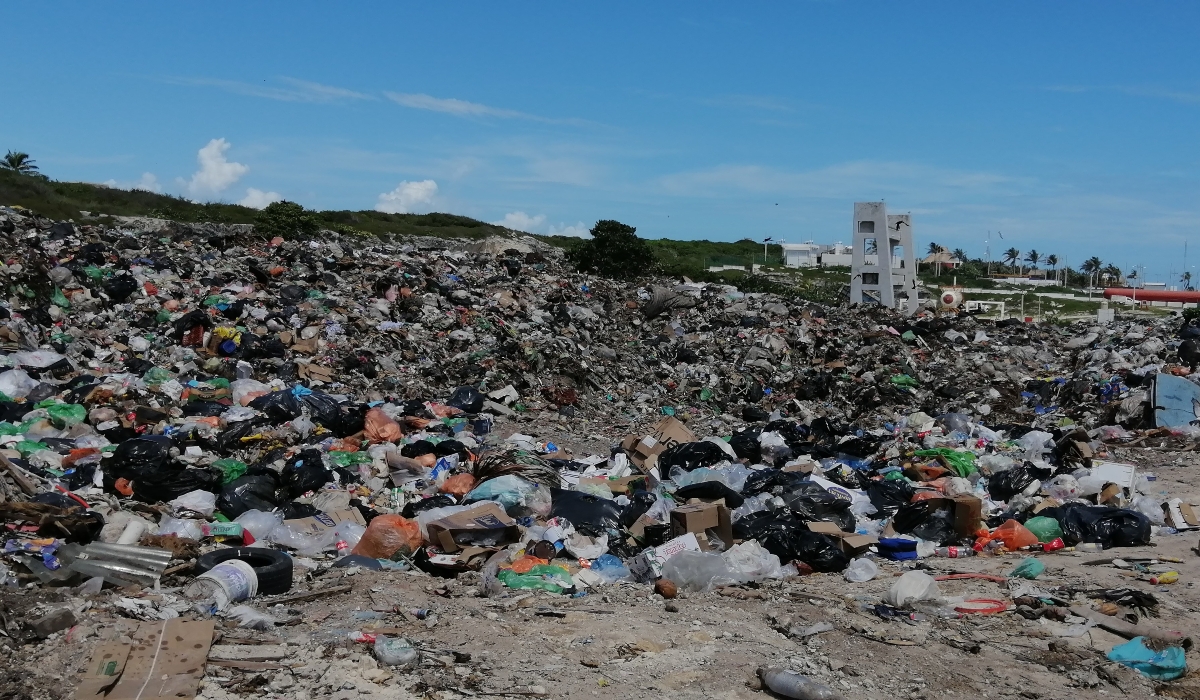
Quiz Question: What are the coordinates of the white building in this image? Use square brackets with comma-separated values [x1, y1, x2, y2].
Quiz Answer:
[780, 241, 900, 269]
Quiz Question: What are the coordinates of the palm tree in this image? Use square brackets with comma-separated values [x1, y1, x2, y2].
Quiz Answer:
[1045, 254, 1060, 284]
[926, 242, 945, 255]
[952, 248, 968, 263]
[1025, 250, 1040, 269]
[1, 151, 37, 173]
[1081, 257, 1102, 274]
[1003, 247, 1021, 268]
[1183, 271, 1194, 290]
[1102, 264, 1123, 286]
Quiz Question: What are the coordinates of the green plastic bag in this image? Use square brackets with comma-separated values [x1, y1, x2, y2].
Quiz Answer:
[51, 287, 70, 308]
[0, 422, 22, 436]
[890, 374, 919, 387]
[329, 451, 372, 468]
[0, 392, 12, 404]
[212, 458, 248, 484]
[143, 367, 173, 385]
[497, 564, 574, 593]
[16, 440, 49, 457]
[1024, 516, 1063, 543]
[45, 403, 86, 428]
[914, 448, 977, 477]
[1008, 557, 1045, 580]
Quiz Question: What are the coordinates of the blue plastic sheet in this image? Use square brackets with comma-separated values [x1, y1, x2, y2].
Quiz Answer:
[1106, 637, 1186, 681]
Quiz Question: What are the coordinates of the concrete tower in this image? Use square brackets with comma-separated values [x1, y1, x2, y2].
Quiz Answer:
[849, 202, 918, 314]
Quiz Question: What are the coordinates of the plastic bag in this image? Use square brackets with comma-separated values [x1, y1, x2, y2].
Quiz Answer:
[1130, 495, 1166, 525]
[1024, 516, 1063, 543]
[1009, 557, 1045, 579]
[218, 473, 280, 518]
[674, 481, 745, 508]
[1107, 637, 1187, 681]
[590, 553, 631, 583]
[989, 519, 1039, 550]
[867, 480, 915, 516]
[0, 369, 39, 399]
[661, 550, 738, 592]
[497, 564, 573, 593]
[722, 540, 784, 582]
[1044, 474, 1080, 501]
[1051, 504, 1151, 548]
[364, 407, 403, 443]
[212, 458, 248, 484]
[234, 509, 283, 541]
[45, 403, 86, 428]
[157, 516, 204, 541]
[733, 512, 848, 572]
[728, 427, 762, 461]
[464, 475, 543, 515]
[446, 386, 485, 414]
[783, 481, 855, 532]
[249, 389, 302, 422]
[884, 571, 941, 608]
[549, 488, 624, 537]
[657, 441, 728, 472]
[758, 431, 793, 463]
[1019, 430, 1054, 460]
[891, 501, 956, 545]
[440, 473, 477, 498]
[169, 489, 217, 518]
[843, 557, 879, 582]
[351, 514, 423, 559]
[987, 464, 1038, 501]
[279, 449, 331, 499]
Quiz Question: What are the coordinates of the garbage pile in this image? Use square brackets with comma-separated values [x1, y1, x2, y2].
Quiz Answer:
[0, 206, 1197, 694]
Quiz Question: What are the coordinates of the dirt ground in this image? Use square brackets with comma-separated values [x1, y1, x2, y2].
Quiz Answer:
[2, 437, 1199, 700]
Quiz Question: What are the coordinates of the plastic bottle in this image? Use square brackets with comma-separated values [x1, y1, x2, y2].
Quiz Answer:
[1075, 543, 1104, 553]
[932, 546, 976, 558]
[1148, 571, 1179, 585]
[758, 667, 847, 700]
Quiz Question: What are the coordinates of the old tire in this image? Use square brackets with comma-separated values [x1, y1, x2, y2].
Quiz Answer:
[194, 547, 294, 595]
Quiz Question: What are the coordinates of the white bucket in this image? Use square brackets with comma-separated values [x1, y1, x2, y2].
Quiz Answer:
[184, 559, 258, 610]
[115, 519, 148, 545]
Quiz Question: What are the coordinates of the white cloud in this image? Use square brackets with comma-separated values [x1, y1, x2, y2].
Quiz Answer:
[384, 91, 591, 126]
[165, 76, 374, 103]
[549, 221, 591, 238]
[492, 211, 546, 233]
[185, 138, 248, 197]
[239, 188, 283, 209]
[102, 172, 162, 193]
[375, 180, 438, 214]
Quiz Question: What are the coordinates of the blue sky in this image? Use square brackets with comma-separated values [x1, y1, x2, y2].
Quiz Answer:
[4, 2, 1199, 281]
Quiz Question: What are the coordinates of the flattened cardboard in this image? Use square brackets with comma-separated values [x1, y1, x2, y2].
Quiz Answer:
[283, 508, 366, 537]
[425, 502, 519, 553]
[1163, 499, 1200, 530]
[669, 502, 733, 550]
[621, 417, 696, 471]
[805, 521, 878, 556]
[78, 619, 214, 700]
[628, 532, 700, 582]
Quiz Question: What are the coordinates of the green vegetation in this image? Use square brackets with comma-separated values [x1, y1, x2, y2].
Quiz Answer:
[566, 220, 655, 279]
[2, 151, 38, 173]
[254, 201, 319, 239]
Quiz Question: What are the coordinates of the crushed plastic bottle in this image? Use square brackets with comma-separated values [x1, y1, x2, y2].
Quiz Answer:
[758, 667, 847, 700]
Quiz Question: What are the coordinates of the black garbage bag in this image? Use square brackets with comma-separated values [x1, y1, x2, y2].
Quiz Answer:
[132, 468, 221, 504]
[783, 481, 855, 532]
[401, 440, 438, 458]
[867, 480, 916, 517]
[402, 494, 456, 518]
[249, 390, 302, 422]
[892, 501, 957, 545]
[172, 309, 212, 341]
[103, 275, 138, 302]
[658, 441, 729, 472]
[279, 502, 321, 520]
[741, 468, 808, 497]
[674, 482, 745, 508]
[619, 489, 658, 527]
[279, 284, 307, 304]
[107, 435, 173, 478]
[217, 472, 280, 518]
[278, 449, 331, 500]
[300, 391, 343, 428]
[549, 488, 623, 537]
[446, 386, 485, 413]
[1049, 504, 1151, 548]
[987, 464, 1038, 502]
[182, 401, 228, 417]
[729, 428, 763, 462]
[733, 512, 849, 572]
[214, 419, 265, 454]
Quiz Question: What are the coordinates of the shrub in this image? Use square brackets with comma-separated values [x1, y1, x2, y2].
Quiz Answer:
[255, 201, 319, 239]
[567, 220, 655, 279]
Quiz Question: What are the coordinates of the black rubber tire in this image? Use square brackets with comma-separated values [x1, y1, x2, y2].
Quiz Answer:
[194, 547, 294, 595]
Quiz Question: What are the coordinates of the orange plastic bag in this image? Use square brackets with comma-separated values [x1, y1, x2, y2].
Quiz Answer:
[440, 473, 478, 498]
[351, 515, 423, 559]
[363, 407, 403, 443]
[510, 555, 548, 574]
[988, 519, 1039, 550]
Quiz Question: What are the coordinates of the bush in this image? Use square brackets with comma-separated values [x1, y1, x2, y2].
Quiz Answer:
[567, 220, 655, 279]
[255, 201, 319, 239]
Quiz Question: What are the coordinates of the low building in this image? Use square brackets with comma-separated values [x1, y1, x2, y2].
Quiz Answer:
[779, 242, 827, 268]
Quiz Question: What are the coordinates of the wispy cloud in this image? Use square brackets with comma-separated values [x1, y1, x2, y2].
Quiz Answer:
[384, 91, 592, 126]
[1043, 84, 1200, 105]
[165, 76, 374, 103]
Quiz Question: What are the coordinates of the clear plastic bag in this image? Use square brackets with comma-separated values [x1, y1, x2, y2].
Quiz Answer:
[234, 509, 284, 541]
[723, 540, 783, 582]
[661, 549, 738, 592]
[157, 515, 204, 541]
[169, 489, 217, 518]
[843, 557, 879, 582]
[884, 571, 941, 608]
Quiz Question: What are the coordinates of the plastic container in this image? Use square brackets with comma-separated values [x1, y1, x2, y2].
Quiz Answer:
[374, 636, 419, 669]
[184, 559, 258, 610]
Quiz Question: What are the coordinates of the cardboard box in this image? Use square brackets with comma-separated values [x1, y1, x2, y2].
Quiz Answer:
[283, 508, 367, 537]
[424, 502, 519, 553]
[628, 532, 700, 582]
[805, 521, 878, 556]
[1164, 499, 1199, 530]
[76, 619, 214, 700]
[620, 417, 696, 471]
[669, 502, 733, 551]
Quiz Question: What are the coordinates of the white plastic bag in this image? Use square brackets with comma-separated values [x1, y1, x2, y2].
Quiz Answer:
[884, 571, 941, 608]
[234, 509, 284, 541]
[157, 516, 204, 541]
[723, 540, 783, 582]
[0, 369, 39, 398]
[843, 557, 879, 582]
[169, 490, 217, 518]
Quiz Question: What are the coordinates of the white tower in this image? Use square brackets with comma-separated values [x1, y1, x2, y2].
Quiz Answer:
[849, 202, 918, 314]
